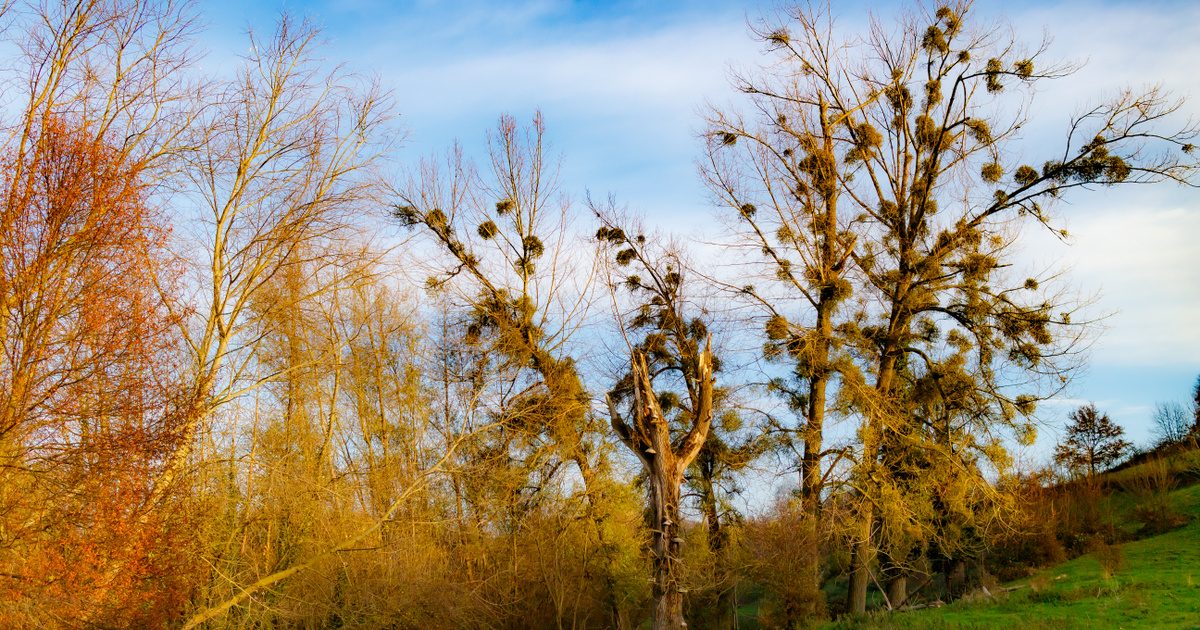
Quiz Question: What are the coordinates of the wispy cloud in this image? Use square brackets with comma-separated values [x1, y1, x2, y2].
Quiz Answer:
[196, 0, 1199, 452]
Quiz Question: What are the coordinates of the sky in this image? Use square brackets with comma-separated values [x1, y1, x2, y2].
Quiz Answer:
[198, 0, 1199, 455]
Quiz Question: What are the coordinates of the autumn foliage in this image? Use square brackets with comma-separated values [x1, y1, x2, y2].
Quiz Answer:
[0, 2, 1196, 629]
[0, 116, 192, 627]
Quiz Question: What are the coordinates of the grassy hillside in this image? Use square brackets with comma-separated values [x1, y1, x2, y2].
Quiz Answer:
[828, 459, 1200, 629]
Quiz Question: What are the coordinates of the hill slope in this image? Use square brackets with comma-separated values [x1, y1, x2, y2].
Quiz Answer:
[833, 475, 1200, 629]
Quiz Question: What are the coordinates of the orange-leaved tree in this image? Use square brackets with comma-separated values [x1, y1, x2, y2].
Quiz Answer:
[0, 115, 194, 628]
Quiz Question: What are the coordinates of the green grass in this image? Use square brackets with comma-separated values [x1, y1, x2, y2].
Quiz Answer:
[827, 483, 1200, 629]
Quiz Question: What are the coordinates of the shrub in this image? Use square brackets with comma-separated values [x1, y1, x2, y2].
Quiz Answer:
[1056, 481, 1123, 553]
[985, 471, 1067, 580]
[1123, 458, 1190, 535]
[738, 500, 827, 627]
[1087, 537, 1123, 578]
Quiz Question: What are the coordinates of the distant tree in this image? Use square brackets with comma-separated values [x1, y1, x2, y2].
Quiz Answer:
[1151, 401, 1192, 446]
[1193, 374, 1200, 431]
[1054, 404, 1131, 479]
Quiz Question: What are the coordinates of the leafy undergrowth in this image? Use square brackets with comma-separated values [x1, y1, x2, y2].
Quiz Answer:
[829, 483, 1200, 629]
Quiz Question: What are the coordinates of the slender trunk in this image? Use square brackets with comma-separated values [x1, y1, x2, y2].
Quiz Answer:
[800, 301, 831, 579]
[886, 573, 907, 609]
[700, 455, 734, 629]
[847, 352, 899, 615]
[799, 317, 829, 616]
[802, 95, 836, 521]
[798, 96, 839, 616]
[801, 370, 827, 514]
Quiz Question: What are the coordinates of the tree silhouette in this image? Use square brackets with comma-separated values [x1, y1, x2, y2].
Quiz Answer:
[1151, 401, 1192, 446]
[1193, 374, 1200, 431]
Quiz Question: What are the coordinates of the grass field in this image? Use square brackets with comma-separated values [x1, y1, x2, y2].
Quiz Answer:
[826, 469, 1200, 629]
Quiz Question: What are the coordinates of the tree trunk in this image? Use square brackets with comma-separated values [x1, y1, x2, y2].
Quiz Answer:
[880, 545, 908, 609]
[944, 558, 966, 601]
[846, 539, 870, 615]
[847, 353, 898, 615]
[700, 458, 734, 629]
[608, 344, 714, 630]
[793, 99, 842, 619]
[886, 573, 907, 609]
[800, 302, 831, 609]
[651, 467, 687, 630]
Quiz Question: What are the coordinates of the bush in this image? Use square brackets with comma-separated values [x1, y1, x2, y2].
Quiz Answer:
[1087, 537, 1123, 578]
[1122, 458, 1190, 535]
[985, 472, 1066, 581]
[1056, 481, 1123, 553]
[738, 500, 827, 628]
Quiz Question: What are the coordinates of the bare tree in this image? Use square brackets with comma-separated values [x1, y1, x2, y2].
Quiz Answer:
[1151, 401, 1193, 447]
[702, 6, 861, 616]
[391, 113, 636, 626]
[160, 15, 393, 505]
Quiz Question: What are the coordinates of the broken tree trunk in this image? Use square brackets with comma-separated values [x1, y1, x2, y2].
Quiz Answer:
[607, 339, 714, 630]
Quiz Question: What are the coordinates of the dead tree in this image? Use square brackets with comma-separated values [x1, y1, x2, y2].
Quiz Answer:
[598, 215, 715, 630]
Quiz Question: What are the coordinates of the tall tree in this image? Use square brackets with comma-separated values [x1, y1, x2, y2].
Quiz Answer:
[702, 15, 860, 615]
[162, 16, 392, 514]
[715, 2, 1198, 615]
[596, 214, 716, 630]
[166, 18, 395, 626]
[392, 114, 633, 627]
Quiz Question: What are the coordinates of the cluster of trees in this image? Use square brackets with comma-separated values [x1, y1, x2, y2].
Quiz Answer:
[0, 1, 1194, 628]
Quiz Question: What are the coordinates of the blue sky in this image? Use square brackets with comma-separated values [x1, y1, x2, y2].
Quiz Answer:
[198, 0, 1199, 454]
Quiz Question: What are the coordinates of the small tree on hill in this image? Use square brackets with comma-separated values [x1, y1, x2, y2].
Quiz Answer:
[1151, 401, 1192, 447]
[1054, 404, 1130, 479]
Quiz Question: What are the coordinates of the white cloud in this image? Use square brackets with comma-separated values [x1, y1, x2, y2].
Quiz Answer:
[195, 0, 1198, 456]
[358, 1, 1200, 371]
[987, 1, 1200, 369]
[1018, 188, 1200, 368]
